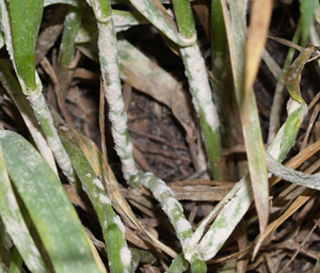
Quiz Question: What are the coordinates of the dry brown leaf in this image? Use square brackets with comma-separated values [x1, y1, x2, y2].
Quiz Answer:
[244, 0, 273, 115]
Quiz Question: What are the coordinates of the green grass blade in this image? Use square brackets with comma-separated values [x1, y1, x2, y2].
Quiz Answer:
[166, 253, 189, 273]
[0, 140, 50, 273]
[59, 127, 133, 273]
[0, 60, 58, 175]
[0, 130, 102, 273]
[57, 2, 85, 96]
[300, 0, 317, 46]
[198, 176, 253, 260]
[9, 0, 44, 91]
[222, 0, 269, 232]
[172, 0, 226, 180]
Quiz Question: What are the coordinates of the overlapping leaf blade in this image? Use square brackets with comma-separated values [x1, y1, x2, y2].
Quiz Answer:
[0, 130, 102, 273]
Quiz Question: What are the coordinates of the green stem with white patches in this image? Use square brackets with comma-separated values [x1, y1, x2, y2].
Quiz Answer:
[0, 60, 58, 175]
[60, 127, 133, 273]
[139, 173, 206, 272]
[90, 0, 140, 188]
[0, 0, 76, 184]
[172, 0, 226, 181]
[265, 151, 320, 190]
[180, 44, 226, 181]
[27, 88, 76, 183]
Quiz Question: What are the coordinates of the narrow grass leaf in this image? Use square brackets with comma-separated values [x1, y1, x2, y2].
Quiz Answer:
[300, 0, 317, 46]
[0, 140, 50, 273]
[222, 0, 269, 232]
[0, 60, 58, 175]
[57, 2, 85, 97]
[128, 0, 195, 46]
[9, 0, 43, 91]
[172, 0, 225, 180]
[0, 130, 102, 273]
[198, 176, 253, 260]
[59, 127, 133, 273]
[265, 151, 320, 190]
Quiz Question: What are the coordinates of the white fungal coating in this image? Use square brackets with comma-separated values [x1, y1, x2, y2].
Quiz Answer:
[121, 156, 138, 181]
[181, 45, 220, 131]
[93, 177, 105, 191]
[99, 193, 111, 205]
[2, 187, 48, 272]
[113, 215, 126, 234]
[199, 183, 252, 261]
[153, 183, 171, 200]
[120, 247, 132, 267]
[27, 92, 75, 182]
[287, 98, 300, 115]
[97, 21, 139, 185]
[176, 218, 193, 233]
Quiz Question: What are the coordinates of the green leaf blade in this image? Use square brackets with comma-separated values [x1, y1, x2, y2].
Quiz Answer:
[9, 0, 44, 90]
[0, 130, 101, 273]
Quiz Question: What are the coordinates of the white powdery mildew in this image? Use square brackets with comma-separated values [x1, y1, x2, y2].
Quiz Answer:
[109, 112, 127, 134]
[107, 63, 119, 80]
[99, 193, 111, 205]
[121, 156, 138, 180]
[97, 22, 140, 185]
[152, 182, 169, 200]
[114, 143, 126, 158]
[28, 92, 75, 180]
[120, 247, 132, 267]
[4, 213, 47, 271]
[104, 84, 120, 100]
[47, 135, 75, 182]
[111, 97, 126, 113]
[181, 45, 219, 131]
[176, 218, 192, 233]
[287, 98, 302, 116]
[178, 33, 197, 46]
[202, 103, 220, 130]
[163, 196, 182, 216]
[0, 130, 6, 138]
[268, 126, 285, 161]
[113, 215, 126, 233]
[199, 184, 252, 261]
[93, 177, 105, 191]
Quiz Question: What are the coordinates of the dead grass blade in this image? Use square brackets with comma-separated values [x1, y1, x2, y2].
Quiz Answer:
[245, 0, 273, 111]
